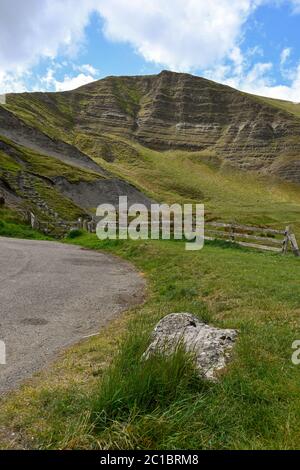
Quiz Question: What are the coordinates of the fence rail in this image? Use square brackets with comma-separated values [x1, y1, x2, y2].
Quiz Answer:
[26, 211, 299, 257]
[205, 221, 299, 256]
[27, 212, 97, 235]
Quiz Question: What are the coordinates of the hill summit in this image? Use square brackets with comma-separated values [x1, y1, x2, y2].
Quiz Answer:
[1, 71, 300, 229]
[3, 70, 300, 183]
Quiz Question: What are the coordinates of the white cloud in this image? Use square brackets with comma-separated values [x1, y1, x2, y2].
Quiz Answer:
[0, 0, 97, 74]
[53, 72, 97, 91]
[76, 64, 99, 75]
[247, 45, 264, 57]
[0, 0, 262, 75]
[243, 64, 300, 102]
[0, 0, 300, 100]
[0, 71, 28, 94]
[206, 59, 300, 103]
[289, 0, 300, 12]
[229, 47, 245, 76]
[97, 0, 261, 71]
[0, 62, 99, 94]
[280, 47, 292, 66]
[38, 63, 99, 91]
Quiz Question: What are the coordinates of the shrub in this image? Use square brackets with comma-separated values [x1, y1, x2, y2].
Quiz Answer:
[66, 229, 84, 239]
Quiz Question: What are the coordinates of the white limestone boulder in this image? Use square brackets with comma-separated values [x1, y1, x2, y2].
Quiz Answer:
[144, 313, 238, 381]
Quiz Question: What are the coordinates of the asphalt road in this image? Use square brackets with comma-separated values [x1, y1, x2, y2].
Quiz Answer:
[0, 237, 145, 394]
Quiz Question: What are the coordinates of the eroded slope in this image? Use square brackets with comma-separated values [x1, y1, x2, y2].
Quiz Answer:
[4, 71, 300, 184]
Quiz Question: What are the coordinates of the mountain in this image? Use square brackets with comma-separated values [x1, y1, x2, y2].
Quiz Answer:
[1, 70, 300, 231]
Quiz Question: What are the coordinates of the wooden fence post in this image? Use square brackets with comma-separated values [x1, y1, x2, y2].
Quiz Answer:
[30, 211, 38, 230]
[282, 226, 290, 255]
[230, 223, 235, 242]
[288, 232, 300, 257]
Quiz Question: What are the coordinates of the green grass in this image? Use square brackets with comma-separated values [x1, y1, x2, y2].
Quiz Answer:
[5, 93, 75, 142]
[257, 96, 300, 119]
[0, 207, 49, 239]
[1, 233, 300, 450]
[0, 134, 101, 183]
[0, 150, 21, 174]
[112, 78, 142, 117]
[22, 151, 100, 183]
[32, 181, 85, 222]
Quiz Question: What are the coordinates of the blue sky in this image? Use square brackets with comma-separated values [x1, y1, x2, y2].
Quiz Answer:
[0, 0, 300, 101]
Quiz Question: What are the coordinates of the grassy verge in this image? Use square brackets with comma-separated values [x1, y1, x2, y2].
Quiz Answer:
[0, 233, 300, 449]
[0, 207, 49, 240]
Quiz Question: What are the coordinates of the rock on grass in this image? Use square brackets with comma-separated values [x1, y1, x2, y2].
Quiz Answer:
[144, 313, 238, 381]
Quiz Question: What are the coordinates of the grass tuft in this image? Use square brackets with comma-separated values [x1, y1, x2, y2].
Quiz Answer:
[92, 341, 205, 433]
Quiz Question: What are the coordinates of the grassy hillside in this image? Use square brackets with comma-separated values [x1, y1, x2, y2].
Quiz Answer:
[5, 92, 76, 142]
[0, 134, 103, 225]
[4, 71, 300, 185]
[2, 128, 300, 236]
[1, 234, 300, 449]
[258, 96, 300, 119]
[87, 135, 300, 237]
[0, 207, 49, 240]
